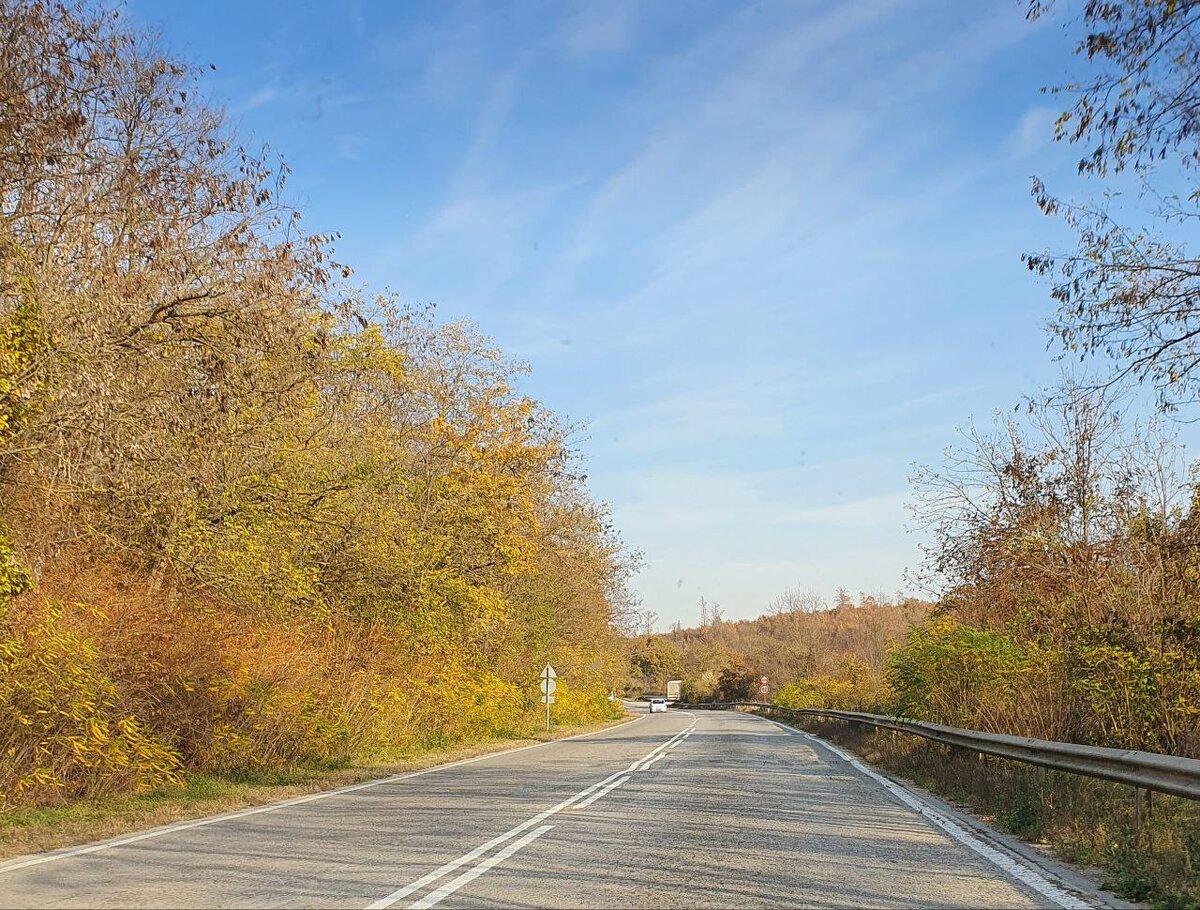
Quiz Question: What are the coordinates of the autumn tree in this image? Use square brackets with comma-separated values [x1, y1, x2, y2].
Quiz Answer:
[910, 384, 1200, 751]
[713, 664, 757, 702]
[1027, 0, 1200, 409]
[630, 636, 681, 694]
[0, 0, 633, 806]
[768, 586, 827, 615]
[698, 596, 724, 626]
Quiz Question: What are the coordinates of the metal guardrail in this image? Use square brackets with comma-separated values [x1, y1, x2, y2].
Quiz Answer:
[678, 702, 1200, 801]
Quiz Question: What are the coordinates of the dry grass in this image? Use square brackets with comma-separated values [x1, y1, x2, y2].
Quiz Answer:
[0, 714, 637, 860]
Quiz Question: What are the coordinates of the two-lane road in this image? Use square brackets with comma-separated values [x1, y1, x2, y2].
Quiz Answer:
[0, 708, 1102, 909]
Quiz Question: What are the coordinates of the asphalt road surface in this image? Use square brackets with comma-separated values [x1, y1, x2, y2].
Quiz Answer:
[0, 706, 1111, 909]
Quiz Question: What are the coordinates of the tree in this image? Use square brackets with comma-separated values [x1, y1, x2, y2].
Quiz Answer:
[630, 636, 681, 693]
[698, 596, 724, 626]
[909, 383, 1200, 751]
[768, 586, 827, 615]
[910, 385, 1134, 629]
[713, 664, 757, 702]
[1026, 0, 1200, 409]
[639, 609, 658, 636]
[0, 0, 636, 806]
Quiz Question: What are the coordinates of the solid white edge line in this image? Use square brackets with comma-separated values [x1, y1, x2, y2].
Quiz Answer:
[759, 715, 1091, 910]
[573, 775, 630, 810]
[407, 824, 554, 910]
[0, 714, 646, 877]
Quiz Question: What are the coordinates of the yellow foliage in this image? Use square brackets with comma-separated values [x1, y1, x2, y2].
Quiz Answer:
[0, 601, 183, 806]
[775, 657, 887, 712]
[0, 2, 633, 810]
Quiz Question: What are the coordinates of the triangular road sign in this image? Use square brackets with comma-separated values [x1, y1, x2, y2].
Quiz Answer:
[541, 663, 557, 679]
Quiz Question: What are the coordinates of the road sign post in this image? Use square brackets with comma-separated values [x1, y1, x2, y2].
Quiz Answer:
[541, 663, 557, 730]
[759, 676, 769, 702]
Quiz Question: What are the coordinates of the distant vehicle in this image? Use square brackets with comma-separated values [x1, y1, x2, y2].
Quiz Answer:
[666, 679, 682, 702]
[649, 696, 667, 713]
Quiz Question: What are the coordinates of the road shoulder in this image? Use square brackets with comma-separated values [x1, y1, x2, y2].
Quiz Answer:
[755, 711, 1141, 910]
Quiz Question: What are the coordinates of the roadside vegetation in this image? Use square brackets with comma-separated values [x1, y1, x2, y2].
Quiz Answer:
[0, 0, 631, 820]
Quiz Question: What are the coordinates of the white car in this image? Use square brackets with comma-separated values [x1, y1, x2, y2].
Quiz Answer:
[648, 697, 668, 713]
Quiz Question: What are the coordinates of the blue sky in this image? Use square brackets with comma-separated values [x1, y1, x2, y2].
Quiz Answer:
[132, 0, 1104, 627]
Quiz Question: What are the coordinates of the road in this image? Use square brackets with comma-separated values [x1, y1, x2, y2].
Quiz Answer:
[0, 706, 1108, 909]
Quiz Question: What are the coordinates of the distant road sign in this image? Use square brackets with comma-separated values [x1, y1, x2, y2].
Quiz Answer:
[542, 663, 558, 680]
[759, 685, 769, 695]
[760, 676, 768, 686]
[540, 677, 557, 696]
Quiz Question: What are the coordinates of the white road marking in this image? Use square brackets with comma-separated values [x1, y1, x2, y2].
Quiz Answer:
[0, 715, 645, 877]
[641, 751, 668, 770]
[407, 825, 554, 910]
[364, 775, 620, 909]
[573, 775, 630, 810]
[760, 716, 1092, 910]
[627, 720, 695, 772]
[371, 715, 694, 909]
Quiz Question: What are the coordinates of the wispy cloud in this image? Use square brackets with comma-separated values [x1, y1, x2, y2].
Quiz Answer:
[786, 492, 912, 529]
[234, 85, 280, 113]
[335, 133, 367, 161]
[178, 0, 1076, 623]
[1011, 105, 1059, 157]
[560, 2, 640, 57]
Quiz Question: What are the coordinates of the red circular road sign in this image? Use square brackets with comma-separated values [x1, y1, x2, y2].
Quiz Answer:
[759, 684, 769, 695]
[760, 676, 768, 685]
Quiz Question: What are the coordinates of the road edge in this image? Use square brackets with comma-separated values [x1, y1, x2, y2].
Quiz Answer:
[0, 712, 645, 875]
[751, 711, 1139, 910]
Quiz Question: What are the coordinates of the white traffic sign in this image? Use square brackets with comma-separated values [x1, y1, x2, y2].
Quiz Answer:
[541, 663, 558, 729]
[759, 684, 769, 695]
[760, 676, 768, 686]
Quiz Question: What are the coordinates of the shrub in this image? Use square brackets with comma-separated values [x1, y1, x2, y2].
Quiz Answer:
[885, 619, 1067, 737]
[775, 657, 885, 712]
[0, 602, 183, 806]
